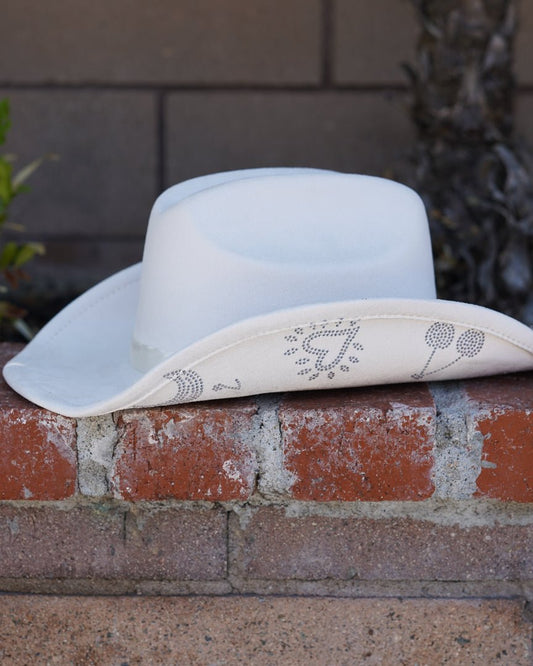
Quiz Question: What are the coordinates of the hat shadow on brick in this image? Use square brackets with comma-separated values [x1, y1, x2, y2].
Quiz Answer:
[4, 168, 533, 416]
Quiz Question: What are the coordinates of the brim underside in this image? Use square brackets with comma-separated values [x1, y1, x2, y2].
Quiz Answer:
[4, 263, 533, 417]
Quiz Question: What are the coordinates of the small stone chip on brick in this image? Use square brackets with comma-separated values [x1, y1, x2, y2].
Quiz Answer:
[279, 386, 436, 501]
[111, 401, 258, 501]
[465, 373, 533, 502]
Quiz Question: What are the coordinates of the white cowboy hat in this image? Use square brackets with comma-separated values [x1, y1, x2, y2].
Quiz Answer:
[4, 168, 533, 417]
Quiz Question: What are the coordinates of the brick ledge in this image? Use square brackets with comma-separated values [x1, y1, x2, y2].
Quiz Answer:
[0, 343, 531, 503]
[1, 340, 532, 603]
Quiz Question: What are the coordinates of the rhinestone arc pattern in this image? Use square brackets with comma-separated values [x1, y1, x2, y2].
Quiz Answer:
[162, 370, 243, 405]
[163, 369, 204, 403]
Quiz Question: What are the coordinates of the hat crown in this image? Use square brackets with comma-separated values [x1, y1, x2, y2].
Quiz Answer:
[131, 172, 436, 371]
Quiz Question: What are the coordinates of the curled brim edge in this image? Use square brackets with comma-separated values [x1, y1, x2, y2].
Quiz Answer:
[4, 262, 533, 417]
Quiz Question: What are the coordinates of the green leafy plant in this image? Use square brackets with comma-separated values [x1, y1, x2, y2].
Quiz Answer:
[0, 98, 47, 339]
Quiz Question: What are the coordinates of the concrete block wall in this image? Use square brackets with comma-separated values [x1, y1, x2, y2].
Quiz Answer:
[0, 0, 532, 294]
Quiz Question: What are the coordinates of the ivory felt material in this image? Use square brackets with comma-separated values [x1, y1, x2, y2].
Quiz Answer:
[4, 169, 533, 417]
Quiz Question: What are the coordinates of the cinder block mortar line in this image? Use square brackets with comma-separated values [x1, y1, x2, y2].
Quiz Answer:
[2, 79, 532, 96]
[1, 498, 532, 526]
[0, 81, 409, 93]
[223, 498, 533, 526]
[320, 0, 333, 87]
[224, 579, 533, 602]
[156, 90, 166, 194]
[5, 79, 532, 94]
[0, 498, 220, 512]
[225, 510, 231, 584]
[0, 579, 530, 600]
[35, 233, 146, 243]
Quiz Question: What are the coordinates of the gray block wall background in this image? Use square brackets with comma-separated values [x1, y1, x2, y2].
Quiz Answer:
[0, 0, 532, 295]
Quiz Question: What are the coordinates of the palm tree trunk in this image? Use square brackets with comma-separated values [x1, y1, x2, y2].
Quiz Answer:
[407, 0, 533, 321]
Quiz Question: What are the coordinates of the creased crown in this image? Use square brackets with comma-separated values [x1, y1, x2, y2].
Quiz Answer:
[131, 172, 435, 371]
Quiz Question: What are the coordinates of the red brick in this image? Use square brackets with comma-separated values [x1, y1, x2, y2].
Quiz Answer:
[230, 508, 533, 582]
[111, 401, 257, 501]
[0, 503, 226, 580]
[280, 386, 436, 501]
[464, 373, 533, 502]
[0, 597, 530, 665]
[0, 344, 77, 500]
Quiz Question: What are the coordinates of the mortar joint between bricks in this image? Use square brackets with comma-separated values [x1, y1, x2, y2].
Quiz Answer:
[429, 381, 484, 500]
[121, 509, 128, 543]
[74, 419, 81, 496]
[250, 394, 295, 500]
[75, 414, 119, 498]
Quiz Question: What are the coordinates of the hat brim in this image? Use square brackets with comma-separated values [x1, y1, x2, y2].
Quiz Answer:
[4, 262, 533, 417]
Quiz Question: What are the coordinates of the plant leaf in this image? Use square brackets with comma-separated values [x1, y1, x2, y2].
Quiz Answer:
[13, 241, 45, 267]
[0, 241, 19, 270]
[0, 159, 13, 205]
[0, 99, 10, 146]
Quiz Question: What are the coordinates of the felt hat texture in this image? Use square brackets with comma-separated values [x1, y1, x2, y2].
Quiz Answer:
[4, 168, 533, 417]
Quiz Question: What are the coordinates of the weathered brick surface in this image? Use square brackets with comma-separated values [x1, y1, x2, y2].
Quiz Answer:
[0, 345, 77, 500]
[333, 0, 418, 85]
[165, 91, 414, 185]
[0, 410, 76, 501]
[280, 386, 435, 501]
[0, 596, 530, 665]
[0, 503, 226, 580]
[230, 507, 533, 582]
[111, 401, 257, 501]
[464, 373, 533, 502]
[0, 0, 321, 85]
[1, 90, 156, 238]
